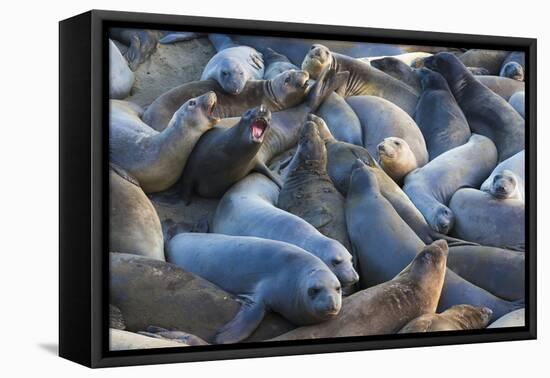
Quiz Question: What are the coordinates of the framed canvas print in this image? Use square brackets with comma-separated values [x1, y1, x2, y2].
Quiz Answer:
[59, 9, 536, 368]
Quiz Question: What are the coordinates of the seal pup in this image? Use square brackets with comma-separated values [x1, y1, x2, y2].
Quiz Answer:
[142, 70, 310, 131]
[369, 57, 422, 92]
[449, 188, 525, 250]
[302, 44, 419, 115]
[109, 39, 134, 99]
[424, 52, 524, 162]
[377, 137, 418, 184]
[110, 253, 294, 343]
[398, 305, 493, 333]
[403, 134, 498, 234]
[481, 150, 525, 200]
[180, 105, 279, 202]
[414, 68, 471, 160]
[272, 240, 448, 340]
[448, 245, 525, 301]
[278, 121, 351, 251]
[476, 75, 525, 100]
[484, 170, 523, 201]
[109, 165, 164, 261]
[458, 49, 510, 75]
[346, 95, 428, 166]
[509, 91, 525, 118]
[110, 28, 160, 71]
[201, 34, 264, 94]
[488, 308, 525, 328]
[213, 173, 359, 288]
[344, 160, 522, 318]
[166, 233, 342, 344]
[109, 93, 218, 193]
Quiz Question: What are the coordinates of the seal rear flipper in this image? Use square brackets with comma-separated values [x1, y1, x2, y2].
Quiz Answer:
[214, 298, 266, 344]
[436, 233, 480, 247]
[306, 68, 350, 111]
[254, 162, 283, 188]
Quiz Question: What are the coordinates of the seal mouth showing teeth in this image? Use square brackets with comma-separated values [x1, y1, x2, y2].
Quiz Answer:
[251, 118, 268, 143]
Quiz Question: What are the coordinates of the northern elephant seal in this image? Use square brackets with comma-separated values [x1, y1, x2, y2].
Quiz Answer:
[361, 52, 432, 67]
[110, 253, 294, 343]
[424, 52, 524, 162]
[345, 159, 521, 318]
[500, 62, 524, 81]
[476, 75, 525, 100]
[272, 240, 448, 340]
[109, 39, 134, 99]
[481, 150, 525, 200]
[509, 91, 525, 118]
[449, 188, 525, 250]
[201, 34, 264, 94]
[213, 173, 359, 288]
[109, 93, 218, 193]
[166, 233, 342, 344]
[142, 70, 310, 131]
[180, 105, 280, 202]
[369, 57, 422, 92]
[414, 68, 471, 160]
[448, 245, 525, 301]
[346, 95, 428, 166]
[403, 134, 498, 234]
[458, 49, 510, 75]
[398, 305, 492, 333]
[302, 44, 419, 115]
[278, 121, 351, 251]
[110, 28, 160, 71]
[109, 165, 164, 260]
[485, 170, 523, 200]
[488, 308, 525, 328]
[377, 137, 418, 184]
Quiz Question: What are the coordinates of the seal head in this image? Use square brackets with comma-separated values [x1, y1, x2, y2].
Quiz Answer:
[500, 61, 524, 81]
[377, 137, 418, 183]
[431, 204, 455, 235]
[217, 57, 248, 95]
[169, 91, 220, 128]
[489, 169, 520, 200]
[302, 44, 332, 80]
[270, 70, 311, 108]
[238, 105, 272, 144]
[298, 269, 342, 323]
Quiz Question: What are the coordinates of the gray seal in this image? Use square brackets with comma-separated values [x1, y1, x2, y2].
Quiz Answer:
[278, 121, 351, 252]
[109, 93, 218, 193]
[448, 245, 525, 301]
[509, 91, 525, 118]
[109, 39, 134, 99]
[480, 150, 525, 200]
[201, 34, 264, 94]
[398, 305, 493, 333]
[166, 233, 342, 344]
[142, 70, 310, 131]
[110, 253, 294, 343]
[109, 165, 164, 261]
[346, 95, 428, 166]
[424, 52, 524, 162]
[271, 240, 448, 340]
[302, 44, 419, 115]
[344, 159, 523, 319]
[414, 68, 471, 160]
[213, 173, 359, 288]
[403, 134, 498, 234]
[180, 106, 280, 202]
[449, 188, 525, 250]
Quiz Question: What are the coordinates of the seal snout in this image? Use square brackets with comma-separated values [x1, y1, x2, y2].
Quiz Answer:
[200, 91, 220, 123]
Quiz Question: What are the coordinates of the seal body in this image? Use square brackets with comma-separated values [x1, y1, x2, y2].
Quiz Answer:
[302, 44, 419, 115]
[458, 49, 510, 75]
[109, 93, 218, 193]
[278, 121, 351, 251]
[448, 245, 525, 301]
[346, 95, 428, 166]
[142, 70, 310, 131]
[109, 166, 164, 260]
[109, 39, 134, 99]
[481, 150, 525, 200]
[272, 240, 448, 340]
[398, 305, 493, 333]
[414, 68, 471, 160]
[110, 253, 294, 343]
[424, 52, 524, 162]
[213, 173, 359, 288]
[449, 188, 525, 250]
[369, 56, 422, 92]
[509, 91, 525, 118]
[476, 75, 525, 100]
[166, 233, 342, 344]
[201, 36, 264, 94]
[488, 308, 525, 328]
[110, 329, 185, 351]
[180, 106, 279, 202]
[403, 134, 498, 234]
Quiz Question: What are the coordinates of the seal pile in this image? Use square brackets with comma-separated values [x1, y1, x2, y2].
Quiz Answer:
[108, 30, 526, 350]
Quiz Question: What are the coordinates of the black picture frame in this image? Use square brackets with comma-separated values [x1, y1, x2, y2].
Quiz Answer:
[59, 9, 537, 368]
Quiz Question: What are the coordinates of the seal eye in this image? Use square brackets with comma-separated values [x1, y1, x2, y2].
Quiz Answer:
[222, 71, 228, 76]
[308, 287, 320, 297]
[394, 140, 401, 146]
[188, 100, 196, 107]
[284, 76, 290, 85]
[332, 258, 343, 266]
[335, 286, 341, 293]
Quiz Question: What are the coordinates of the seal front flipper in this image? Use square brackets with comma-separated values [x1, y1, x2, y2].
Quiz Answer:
[254, 162, 283, 188]
[124, 34, 142, 71]
[215, 296, 266, 344]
